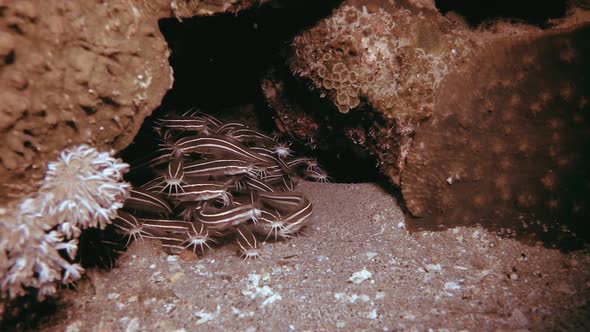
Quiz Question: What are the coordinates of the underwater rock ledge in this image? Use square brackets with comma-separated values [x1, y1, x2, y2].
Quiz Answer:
[276, 0, 590, 245]
[0, 0, 267, 203]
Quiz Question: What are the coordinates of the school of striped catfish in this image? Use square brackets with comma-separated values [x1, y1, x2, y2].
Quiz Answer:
[113, 111, 327, 259]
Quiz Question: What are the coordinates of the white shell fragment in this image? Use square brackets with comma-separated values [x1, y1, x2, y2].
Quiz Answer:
[349, 269, 372, 284]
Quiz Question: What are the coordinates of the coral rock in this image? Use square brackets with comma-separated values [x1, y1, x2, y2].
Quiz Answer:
[402, 24, 590, 245]
[288, 0, 476, 184]
[0, 1, 169, 202]
[0, 0, 268, 203]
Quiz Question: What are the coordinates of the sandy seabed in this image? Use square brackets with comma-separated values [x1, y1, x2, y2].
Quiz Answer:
[44, 182, 589, 331]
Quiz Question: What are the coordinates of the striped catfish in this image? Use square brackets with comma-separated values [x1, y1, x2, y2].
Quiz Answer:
[112, 211, 158, 246]
[257, 190, 308, 212]
[176, 135, 275, 164]
[183, 159, 256, 178]
[239, 175, 276, 192]
[236, 225, 262, 260]
[155, 116, 210, 133]
[124, 188, 173, 215]
[157, 222, 217, 254]
[304, 168, 332, 183]
[249, 146, 294, 176]
[177, 201, 204, 221]
[287, 157, 321, 171]
[182, 222, 216, 253]
[215, 122, 247, 135]
[136, 218, 195, 254]
[167, 180, 234, 206]
[251, 207, 287, 241]
[226, 128, 276, 147]
[196, 200, 262, 230]
[142, 158, 186, 195]
[277, 196, 314, 238]
[140, 218, 192, 236]
[263, 172, 297, 191]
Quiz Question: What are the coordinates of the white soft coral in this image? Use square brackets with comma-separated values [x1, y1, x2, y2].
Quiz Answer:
[0, 144, 130, 300]
[39, 145, 130, 232]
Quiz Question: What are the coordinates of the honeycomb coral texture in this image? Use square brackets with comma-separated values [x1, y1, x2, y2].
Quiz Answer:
[292, 6, 394, 114]
[0, 145, 130, 299]
[291, 4, 453, 122]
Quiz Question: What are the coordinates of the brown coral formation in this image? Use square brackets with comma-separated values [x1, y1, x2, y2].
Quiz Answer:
[158, 0, 272, 18]
[0, 0, 267, 203]
[288, 1, 476, 185]
[0, 1, 169, 202]
[278, 1, 590, 244]
[402, 25, 590, 244]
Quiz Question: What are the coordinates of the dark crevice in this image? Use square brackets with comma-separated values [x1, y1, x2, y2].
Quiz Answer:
[125, 0, 381, 184]
[1, 295, 62, 331]
[99, 96, 119, 107]
[4, 50, 15, 64]
[81, 106, 96, 115]
[8, 23, 24, 35]
[262, 64, 386, 183]
[435, 0, 570, 28]
[64, 120, 77, 132]
[157, 0, 342, 110]
[34, 110, 47, 117]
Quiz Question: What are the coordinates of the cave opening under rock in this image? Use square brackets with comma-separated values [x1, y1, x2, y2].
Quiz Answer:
[118, 2, 590, 253]
[121, 0, 385, 184]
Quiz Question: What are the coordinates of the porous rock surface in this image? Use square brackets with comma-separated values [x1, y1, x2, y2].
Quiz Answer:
[0, 0, 266, 203]
[278, 0, 590, 241]
[286, 0, 481, 185]
[402, 25, 590, 244]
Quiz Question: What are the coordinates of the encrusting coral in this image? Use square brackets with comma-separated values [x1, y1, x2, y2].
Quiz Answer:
[114, 111, 321, 259]
[401, 27, 590, 246]
[273, 1, 590, 246]
[0, 145, 130, 300]
[287, 2, 473, 186]
[290, 2, 472, 120]
[0, 1, 173, 203]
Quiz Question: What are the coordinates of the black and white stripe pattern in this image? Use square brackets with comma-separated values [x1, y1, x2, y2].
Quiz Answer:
[116, 111, 324, 258]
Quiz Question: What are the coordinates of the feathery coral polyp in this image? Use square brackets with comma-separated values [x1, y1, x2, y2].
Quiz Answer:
[0, 144, 130, 300]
